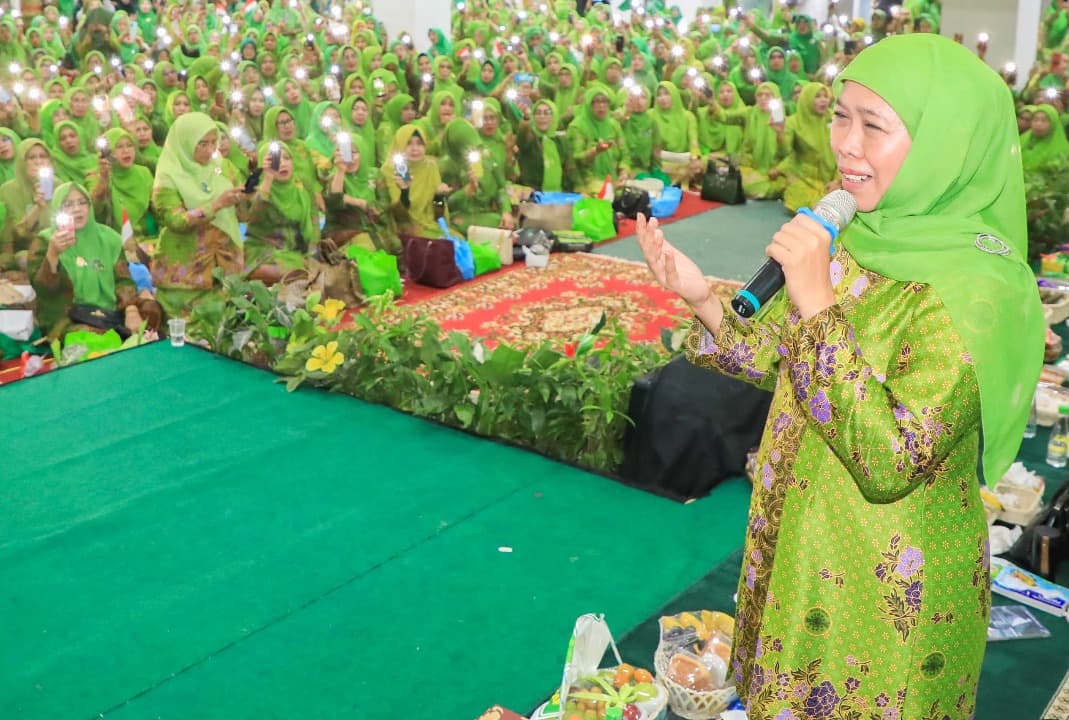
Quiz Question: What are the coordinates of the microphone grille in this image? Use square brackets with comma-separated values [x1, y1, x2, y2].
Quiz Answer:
[816, 189, 858, 229]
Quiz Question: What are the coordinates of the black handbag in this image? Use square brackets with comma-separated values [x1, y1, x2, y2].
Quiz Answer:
[1008, 480, 1069, 580]
[401, 235, 463, 288]
[701, 158, 746, 205]
[613, 186, 651, 220]
[68, 304, 131, 339]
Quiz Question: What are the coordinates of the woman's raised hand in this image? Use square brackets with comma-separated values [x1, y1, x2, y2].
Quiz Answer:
[636, 214, 711, 308]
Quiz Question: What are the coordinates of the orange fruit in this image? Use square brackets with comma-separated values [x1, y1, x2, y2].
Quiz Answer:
[632, 668, 653, 684]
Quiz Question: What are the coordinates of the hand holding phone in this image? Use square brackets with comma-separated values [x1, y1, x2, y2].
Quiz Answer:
[243, 168, 263, 193]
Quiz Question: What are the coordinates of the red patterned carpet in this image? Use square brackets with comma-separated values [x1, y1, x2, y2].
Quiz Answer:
[397, 253, 741, 348]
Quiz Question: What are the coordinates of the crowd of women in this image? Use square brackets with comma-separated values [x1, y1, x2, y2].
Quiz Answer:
[0, 0, 1066, 349]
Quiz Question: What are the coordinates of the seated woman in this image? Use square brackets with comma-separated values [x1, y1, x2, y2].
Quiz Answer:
[566, 83, 630, 194]
[0, 139, 54, 272]
[774, 82, 839, 212]
[87, 128, 157, 238]
[263, 106, 324, 212]
[33, 182, 162, 340]
[652, 81, 702, 187]
[414, 90, 457, 158]
[697, 80, 746, 160]
[151, 112, 246, 318]
[381, 124, 445, 238]
[323, 127, 398, 254]
[616, 85, 657, 180]
[242, 141, 319, 285]
[126, 117, 163, 174]
[342, 94, 378, 167]
[439, 118, 513, 235]
[375, 92, 417, 168]
[515, 98, 565, 192]
[52, 120, 99, 185]
[0, 128, 18, 185]
[1022, 104, 1069, 172]
[712, 81, 788, 199]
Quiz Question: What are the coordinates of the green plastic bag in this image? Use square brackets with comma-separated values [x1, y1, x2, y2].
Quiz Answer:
[471, 241, 502, 276]
[346, 245, 402, 298]
[572, 198, 616, 242]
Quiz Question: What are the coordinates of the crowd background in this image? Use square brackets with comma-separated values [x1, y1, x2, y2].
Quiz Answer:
[0, 0, 1066, 349]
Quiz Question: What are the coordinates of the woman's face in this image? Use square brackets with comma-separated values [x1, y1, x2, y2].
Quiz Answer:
[343, 50, 360, 73]
[656, 87, 672, 109]
[264, 34, 277, 50]
[242, 66, 260, 85]
[788, 56, 802, 73]
[322, 107, 342, 129]
[797, 18, 811, 34]
[62, 188, 92, 230]
[193, 130, 218, 164]
[249, 91, 266, 116]
[351, 100, 369, 126]
[605, 64, 622, 84]
[27, 145, 51, 177]
[438, 97, 455, 123]
[591, 94, 610, 120]
[194, 77, 210, 101]
[418, 54, 432, 74]
[70, 92, 89, 117]
[369, 56, 382, 72]
[275, 110, 296, 140]
[1031, 111, 1052, 138]
[0, 136, 13, 160]
[812, 88, 830, 114]
[130, 120, 153, 148]
[113, 136, 136, 168]
[242, 43, 257, 60]
[400, 102, 417, 123]
[716, 83, 736, 109]
[52, 107, 70, 124]
[141, 83, 157, 105]
[284, 82, 302, 106]
[275, 151, 294, 180]
[559, 70, 573, 88]
[437, 61, 452, 80]
[350, 78, 365, 97]
[404, 134, 425, 162]
[481, 110, 499, 135]
[755, 87, 772, 111]
[162, 66, 179, 87]
[1018, 110, 1034, 133]
[59, 126, 81, 156]
[769, 52, 785, 71]
[261, 56, 276, 76]
[48, 83, 65, 99]
[830, 81, 913, 213]
[533, 103, 553, 132]
[173, 94, 191, 116]
[502, 57, 517, 74]
[480, 63, 495, 84]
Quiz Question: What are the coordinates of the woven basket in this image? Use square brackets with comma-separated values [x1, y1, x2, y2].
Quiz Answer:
[653, 645, 738, 720]
[1040, 287, 1069, 325]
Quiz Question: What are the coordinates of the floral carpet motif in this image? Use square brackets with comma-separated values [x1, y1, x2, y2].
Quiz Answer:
[399, 253, 741, 348]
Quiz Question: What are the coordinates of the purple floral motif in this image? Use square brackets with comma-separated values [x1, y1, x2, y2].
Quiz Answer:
[771, 448, 782, 463]
[771, 637, 783, 652]
[962, 351, 973, 364]
[850, 276, 870, 297]
[751, 548, 764, 565]
[775, 710, 798, 720]
[874, 371, 887, 383]
[896, 547, 924, 578]
[893, 403, 914, 421]
[746, 564, 756, 589]
[882, 708, 901, 720]
[777, 672, 791, 687]
[875, 693, 890, 708]
[875, 564, 888, 581]
[815, 342, 839, 379]
[829, 260, 844, 286]
[791, 681, 810, 701]
[699, 331, 718, 355]
[777, 342, 790, 357]
[762, 463, 774, 489]
[722, 341, 756, 376]
[751, 514, 768, 533]
[905, 580, 923, 611]
[897, 689, 908, 704]
[809, 390, 833, 424]
[845, 677, 861, 692]
[772, 412, 793, 437]
[803, 681, 841, 719]
[790, 361, 812, 400]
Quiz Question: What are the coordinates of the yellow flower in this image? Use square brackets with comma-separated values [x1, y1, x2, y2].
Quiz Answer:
[305, 341, 344, 373]
[312, 298, 347, 322]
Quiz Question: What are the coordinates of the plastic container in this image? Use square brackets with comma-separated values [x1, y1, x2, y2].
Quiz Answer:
[992, 482, 1044, 526]
[1046, 404, 1069, 468]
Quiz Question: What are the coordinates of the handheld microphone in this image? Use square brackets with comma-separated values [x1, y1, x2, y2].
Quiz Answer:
[731, 190, 857, 318]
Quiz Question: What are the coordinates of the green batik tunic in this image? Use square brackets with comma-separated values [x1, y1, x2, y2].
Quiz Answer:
[685, 246, 988, 720]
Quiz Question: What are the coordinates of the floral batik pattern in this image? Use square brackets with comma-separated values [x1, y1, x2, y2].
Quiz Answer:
[684, 248, 988, 720]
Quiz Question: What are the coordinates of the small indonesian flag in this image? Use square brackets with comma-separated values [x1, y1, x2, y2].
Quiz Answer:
[121, 208, 134, 246]
[596, 174, 614, 203]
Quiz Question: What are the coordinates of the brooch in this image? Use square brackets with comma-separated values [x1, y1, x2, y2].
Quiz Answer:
[974, 234, 1010, 256]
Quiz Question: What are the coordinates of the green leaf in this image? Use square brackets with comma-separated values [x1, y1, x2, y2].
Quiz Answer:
[590, 310, 607, 335]
[453, 403, 475, 427]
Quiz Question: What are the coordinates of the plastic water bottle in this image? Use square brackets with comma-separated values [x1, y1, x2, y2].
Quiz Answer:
[1045, 404, 1069, 468]
[1024, 393, 1038, 439]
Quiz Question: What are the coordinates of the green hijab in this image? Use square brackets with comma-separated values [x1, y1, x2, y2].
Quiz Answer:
[44, 182, 123, 310]
[341, 94, 377, 157]
[836, 33, 1045, 484]
[305, 101, 341, 158]
[1021, 104, 1069, 171]
[652, 81, 692, 153]
[473, 58, 503, 97]
[0, 128, 18, 185]
[255, 141, 317, 246]
[763, 47, 798, 103]
[787, 82, 836, 178]
[102, 127, 153, 229]
[744, 82, 782, 170]
[531, 99, 563, 192]
[262, 106, 319, 198]
[216, 121, 250, 178]
[439, 118, 483, 188]
[0, 138, 50, 220]
[276, 78, 314, 137]
[52, 120, 99, 185]
[153, 112, 241, 244]
[789, 14, 822, 75]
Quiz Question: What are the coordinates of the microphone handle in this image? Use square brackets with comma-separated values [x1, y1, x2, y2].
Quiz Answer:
[731, 259, 785, 319]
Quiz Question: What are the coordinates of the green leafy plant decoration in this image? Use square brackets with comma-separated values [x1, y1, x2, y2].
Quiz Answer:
[1026, 159, 1069, 265]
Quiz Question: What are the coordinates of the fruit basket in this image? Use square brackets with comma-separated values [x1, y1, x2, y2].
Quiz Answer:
[653, 611, 738, 720]
[653, 647, 737, 720]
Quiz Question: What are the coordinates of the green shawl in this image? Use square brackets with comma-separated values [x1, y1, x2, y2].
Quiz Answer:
[341, 94, 378, 165]
[698, 79, 745, 155]
[64, 88, 101, 144]
[0, 138, 51, 222]
[782, 82, 836, 179]
[742, 82, 782, 170]
[102, 127, 153, 230]
[380, 124, 440, 236]
[618, 87, 657, 173]
[215, 121, 250, 178]
[262, 106, 320, 199]
[763, 46, 798, 103]
[45, 182, 123, 310]
[439, 118, 483, 188]
[153, 112, 241, 244]
[531, 99, 562, 192]
[52, 120, 99, 185]
[652, 81, 695, 154]
[305, 101, 341, 159]
[1021, 104, 1069, 171]
[836, 33, 1045, 484]
[275, 78, 314, 137]
[473, 58, 503, 97]
[789, 15, 822, 75]
[569, 83, 624, 182]
[0, 128, 18, 185]
[255, 141, 317, 248]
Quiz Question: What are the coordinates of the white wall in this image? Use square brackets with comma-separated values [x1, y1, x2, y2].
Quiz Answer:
[940, 0, 1020, 71]
[371, 0, 453, 54]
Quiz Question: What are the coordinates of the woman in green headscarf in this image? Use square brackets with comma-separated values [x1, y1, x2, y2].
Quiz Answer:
[788, 14, 823, 75]
[64, 87, 101, 144]
[1043, 0, 1069, 49]
[341, 94, 378, 166]
[380, 124, 442, 238]
[566, 83, 629, 194]
[0, 138, 53, 271]
[1021, 104, 1069, 171]
[639, 33, 1043, 720]
[613, 85, 658, 180]
[413, 90, 457, 158]
[466, 58, 504, 99]
[323, 117, 396, 254]
[275, 77, 314, 138]
[728, 51, 762, 107]
[431, 55, 465, 104]
[242, 141, 318, 284]
[776, 82, 839, 212]
[263, 106, 323, 210]
[52, 121, 99, 185]
[151, 112, 246, 318]
[516, 98, 564, 192]
[94, 132, 159, 234]
[549, 63, 582, 127]
[713, 81, 787, 199]
[0, 128, 19, 185]
[439, 118, 512, 235]
[215, 121, 250, 184]
[428, 28, 452, 58]
[163, 90, 193, 126]
[304, 101, 344, 168]
[652, 81, 701, 186]
[126, 116, 162, 174]
[376, 92, 417, 167]
[33, 181, 162, 339]
[697, 79, 745, 158]
[763, 46, 799, 103]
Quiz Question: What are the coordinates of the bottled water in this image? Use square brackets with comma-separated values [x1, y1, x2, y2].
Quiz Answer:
[1046, 404, 1069, 468]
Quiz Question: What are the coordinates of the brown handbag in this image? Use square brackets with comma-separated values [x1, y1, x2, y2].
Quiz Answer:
[401, 235, 462, 288]
[517, 202, 574, 231]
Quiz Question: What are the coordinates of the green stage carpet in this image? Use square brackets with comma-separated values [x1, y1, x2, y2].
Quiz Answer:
[0, 343, 752, 719]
